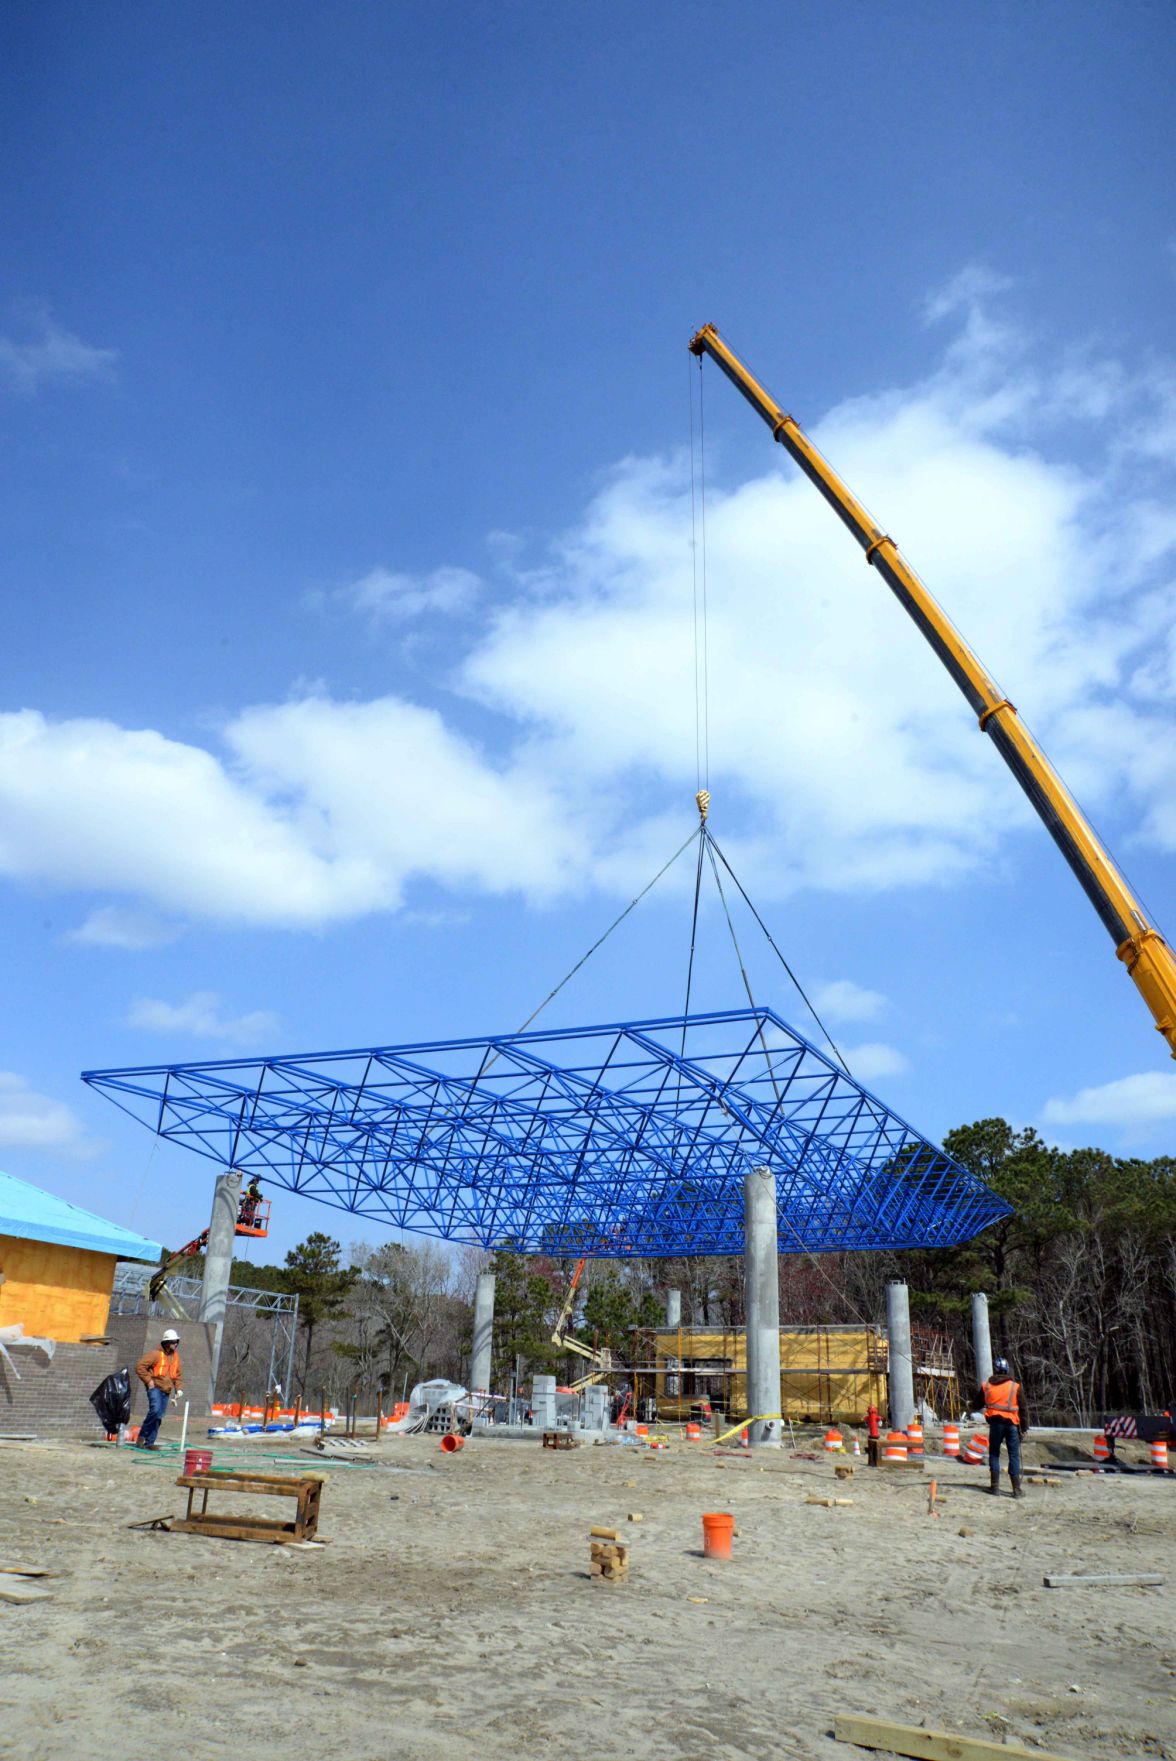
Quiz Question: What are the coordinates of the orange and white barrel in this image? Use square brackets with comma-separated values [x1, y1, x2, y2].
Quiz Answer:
[943, 1422, 960, 1457]
[1093, 1433, 1111, 1463]
[961, 1431, 989, 1464]
[906, 1421, 924, 1457]
[883, 1430, 908, 1462]
[685, 1422, 701, 1441]
[1150, 1439, 1169, 1471]
[824, 1428, 844, 1453]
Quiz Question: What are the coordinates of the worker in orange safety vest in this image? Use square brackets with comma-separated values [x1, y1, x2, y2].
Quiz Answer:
[134, 1329, 184, 1450]
[976, 1356, 1030, 1498]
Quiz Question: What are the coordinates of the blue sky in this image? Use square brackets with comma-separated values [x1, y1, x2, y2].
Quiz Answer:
[1, 4, 1174, 1262]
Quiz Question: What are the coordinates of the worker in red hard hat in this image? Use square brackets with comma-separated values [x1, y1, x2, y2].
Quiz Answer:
[977, 1355, 1030, 1498]
[134, 1329, 183, 1449]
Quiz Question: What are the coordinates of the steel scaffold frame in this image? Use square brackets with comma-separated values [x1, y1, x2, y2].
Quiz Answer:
[84, 1007, 1008, 1258]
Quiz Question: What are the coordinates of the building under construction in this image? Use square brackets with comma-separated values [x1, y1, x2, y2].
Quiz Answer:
[635, 1322, 959, 1426]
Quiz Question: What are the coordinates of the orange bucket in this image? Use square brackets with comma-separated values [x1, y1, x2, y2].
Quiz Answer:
[702, 1511, 734, 1560]
[440, 1433, 465, 1453]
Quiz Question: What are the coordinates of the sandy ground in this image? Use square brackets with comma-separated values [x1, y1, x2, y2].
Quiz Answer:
[1, 1425, 1173, 1761]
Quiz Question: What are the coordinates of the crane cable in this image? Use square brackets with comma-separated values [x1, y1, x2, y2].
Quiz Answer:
[689, 355, 711, 792]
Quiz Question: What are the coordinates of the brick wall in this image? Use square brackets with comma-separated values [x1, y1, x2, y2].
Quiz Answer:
[0, 1340, 120, 1436]
[0, 1314, 217, 1437]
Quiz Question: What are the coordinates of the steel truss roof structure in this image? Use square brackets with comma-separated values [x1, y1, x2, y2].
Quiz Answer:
[82, 1008, 1008, 1257]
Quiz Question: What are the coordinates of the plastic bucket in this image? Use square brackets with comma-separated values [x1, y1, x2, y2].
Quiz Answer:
[440, 1433, 465, 1453]
[184, 1448, 213, 1476]
[702, 1511, 735, 1561]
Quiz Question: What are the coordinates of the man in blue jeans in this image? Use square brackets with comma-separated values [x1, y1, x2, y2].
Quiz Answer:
[976, 1356, 1030, 1499]
[134, 1329, 184, 1449]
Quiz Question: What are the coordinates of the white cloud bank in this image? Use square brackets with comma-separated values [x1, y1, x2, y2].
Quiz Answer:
[811, 979, 888, 1024]
[0, 1073, 100, 1158]
[0, 273, 1173, 937]
[1042, 1071, 1176, 1128]
[843, 1042, 911, 1081]
[0, 307, 117, 394]
[127, 992, 278, 1047]
[338, 564, 482, 625]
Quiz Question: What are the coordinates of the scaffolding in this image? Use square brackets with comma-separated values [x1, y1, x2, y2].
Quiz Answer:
[631, 1320, 958, 1425]
[109, 1263, 298, 1398]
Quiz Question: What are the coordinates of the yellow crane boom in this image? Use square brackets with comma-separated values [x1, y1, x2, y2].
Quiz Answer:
[689, 323, 1176, 1060]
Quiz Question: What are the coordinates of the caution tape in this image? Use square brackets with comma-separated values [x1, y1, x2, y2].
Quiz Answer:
[712, 1412, 782, 1447]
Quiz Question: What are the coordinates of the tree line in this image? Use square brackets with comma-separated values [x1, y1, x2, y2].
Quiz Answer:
[213, 1119, 1175, 1425]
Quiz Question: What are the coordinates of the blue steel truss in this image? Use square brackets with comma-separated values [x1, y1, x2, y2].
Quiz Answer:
[81, 1008, 1009, 1257]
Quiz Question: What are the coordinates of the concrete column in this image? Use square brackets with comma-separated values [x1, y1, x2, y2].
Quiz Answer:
[885, 1279, 915, 1432]
[743, 1165, 782, 1446]
[198, 1168, 241, 1410]
[470, 1270, 496, 1392]
[665, 1287, 682, 1396]
[971, 1291, 993, 1391]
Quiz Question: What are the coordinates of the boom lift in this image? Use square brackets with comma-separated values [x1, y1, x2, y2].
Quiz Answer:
[550, 1257, 613, 1391]
[689, 324, 1176, 1060]
[147, 1188, 271, 1303]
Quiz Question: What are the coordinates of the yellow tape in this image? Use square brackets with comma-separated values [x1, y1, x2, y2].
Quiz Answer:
[712, 1413, 782, 1447]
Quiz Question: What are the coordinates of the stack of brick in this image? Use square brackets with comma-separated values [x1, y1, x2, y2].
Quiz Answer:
[589, 1526, 630, 1583]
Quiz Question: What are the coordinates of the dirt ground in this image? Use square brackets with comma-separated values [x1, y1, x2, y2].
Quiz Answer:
[1, 1426, 1173, 1761]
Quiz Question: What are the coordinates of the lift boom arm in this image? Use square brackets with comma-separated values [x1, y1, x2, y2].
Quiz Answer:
[689, 323, 1176, 1059]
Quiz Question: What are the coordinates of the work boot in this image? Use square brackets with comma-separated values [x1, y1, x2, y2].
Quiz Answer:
[988, 1467, 1000, 1495]
[1011, 1475, 1025, 1499]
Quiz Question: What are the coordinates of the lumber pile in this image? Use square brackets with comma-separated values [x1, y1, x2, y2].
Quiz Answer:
[589, 1525, 630, 1583]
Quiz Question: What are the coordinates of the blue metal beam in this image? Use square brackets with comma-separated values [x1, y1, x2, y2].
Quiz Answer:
[81, 1007, 1009, 1256]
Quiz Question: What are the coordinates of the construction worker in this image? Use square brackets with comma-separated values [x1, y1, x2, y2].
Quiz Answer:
[979, 1355, 1029, 1498]
[238, 1176, 263, 1227]
[134, 1329, 183, 1449]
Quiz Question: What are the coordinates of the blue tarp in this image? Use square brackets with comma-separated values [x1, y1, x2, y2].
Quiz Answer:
[0, 1168, 161, 1262]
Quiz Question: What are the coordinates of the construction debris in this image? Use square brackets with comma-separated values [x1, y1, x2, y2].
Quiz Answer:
[834, 1713, 1080, 1761]
[589, 1537, 630, 1583]
[1043, 1572, 1164, 1590]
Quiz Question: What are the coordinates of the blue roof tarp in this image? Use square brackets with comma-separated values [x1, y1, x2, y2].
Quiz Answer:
[0, 1169, 161, 1262]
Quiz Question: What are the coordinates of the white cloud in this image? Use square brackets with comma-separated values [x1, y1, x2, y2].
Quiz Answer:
[0, 277, 1173, 936]
[127, 992, 279, 1047]
[0, 307, 117, 394]
[67, 906, 182, 951]
[338, 565, 481, 624]
[0, 1073, 100, 1158]
[842, 1042, 911, 1081]
[1042, 1071, 1176, 1127]
[810, 979, 887, 1024]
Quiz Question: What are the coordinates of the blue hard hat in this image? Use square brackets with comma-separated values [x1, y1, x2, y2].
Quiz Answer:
[993, 1356, 1010, 1375]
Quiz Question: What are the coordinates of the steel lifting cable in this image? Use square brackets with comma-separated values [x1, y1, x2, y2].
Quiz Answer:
[699, 822, 872, 1326]
[705, 828, 853, 1078]
[499, 826, 702, 1056]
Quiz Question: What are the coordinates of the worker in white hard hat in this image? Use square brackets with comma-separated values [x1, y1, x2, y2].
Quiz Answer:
[134, 1329, 184, 1450]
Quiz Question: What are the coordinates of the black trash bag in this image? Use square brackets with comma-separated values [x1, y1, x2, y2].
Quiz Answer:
[90, 1367, 132, 1435]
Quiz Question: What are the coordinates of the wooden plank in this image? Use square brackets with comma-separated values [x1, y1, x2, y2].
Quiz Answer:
[0, 1563, 56, 1577]
[0, 1583, 53, 1604]
[834, 1713, 1081, 1761]
[170, 1517, 300, 1544]
[1043, 1572, 1164, 1589]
